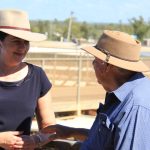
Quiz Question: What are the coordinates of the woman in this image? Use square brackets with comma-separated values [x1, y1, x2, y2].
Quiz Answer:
[0, 9, 55, 149]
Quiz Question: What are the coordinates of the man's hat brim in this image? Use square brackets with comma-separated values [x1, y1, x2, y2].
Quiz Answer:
[82, 46, 149, 72]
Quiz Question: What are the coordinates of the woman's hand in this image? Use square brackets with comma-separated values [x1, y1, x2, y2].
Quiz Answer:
[15, 133, 52, 150]
[0, 131, 23, 150]
[13, 135, 36, 150]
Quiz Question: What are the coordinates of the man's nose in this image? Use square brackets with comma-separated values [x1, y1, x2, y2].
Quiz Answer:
[92, 59, 96, 66]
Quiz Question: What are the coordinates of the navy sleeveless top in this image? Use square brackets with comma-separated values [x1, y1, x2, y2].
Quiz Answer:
[0, 63, 52, 135]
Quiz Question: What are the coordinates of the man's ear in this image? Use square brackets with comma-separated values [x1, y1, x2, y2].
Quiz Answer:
[100, 62, 109, 74]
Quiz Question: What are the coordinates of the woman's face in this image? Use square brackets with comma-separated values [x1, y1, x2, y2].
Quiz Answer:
[0, 35, 29, 66]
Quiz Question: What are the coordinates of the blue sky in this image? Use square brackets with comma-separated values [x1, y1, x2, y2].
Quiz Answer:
[0, 0, 150, 23]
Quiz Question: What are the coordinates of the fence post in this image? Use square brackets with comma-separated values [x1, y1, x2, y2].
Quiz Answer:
[41, 59, 45, 69]
[76, 53, 82, 116]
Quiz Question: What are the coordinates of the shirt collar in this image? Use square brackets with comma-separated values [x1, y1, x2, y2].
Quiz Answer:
[112, 72, 145, 102]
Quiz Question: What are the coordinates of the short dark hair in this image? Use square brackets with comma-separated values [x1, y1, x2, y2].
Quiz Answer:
[0, 31, 8, 41]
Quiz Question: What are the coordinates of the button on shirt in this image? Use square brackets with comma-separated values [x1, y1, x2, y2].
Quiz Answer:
[81, 73, 150, 150]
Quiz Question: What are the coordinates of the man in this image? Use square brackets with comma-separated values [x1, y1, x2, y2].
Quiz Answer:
[42, 30, 150, 150]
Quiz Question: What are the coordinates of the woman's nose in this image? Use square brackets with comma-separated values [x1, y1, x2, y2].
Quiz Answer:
[19, 41, 29, 50]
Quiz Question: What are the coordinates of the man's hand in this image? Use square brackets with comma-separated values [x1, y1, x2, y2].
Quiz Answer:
[41, 124, 72, 140]
[41, 124, 89, 141]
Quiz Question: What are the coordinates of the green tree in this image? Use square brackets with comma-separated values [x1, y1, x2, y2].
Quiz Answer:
[80, 22, 89, 39]
[129, 16, 150, 41]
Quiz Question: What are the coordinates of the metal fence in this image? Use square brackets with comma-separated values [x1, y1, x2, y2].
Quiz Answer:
[25, 50, 105, 115]
[25, 48, 150, 115]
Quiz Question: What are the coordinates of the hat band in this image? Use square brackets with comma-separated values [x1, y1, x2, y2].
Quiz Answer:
[0, 26, 30, 31]
[95, 45, 139, 62]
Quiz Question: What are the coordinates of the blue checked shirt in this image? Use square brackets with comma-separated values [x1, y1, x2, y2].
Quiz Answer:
[81, 72, 150, 150]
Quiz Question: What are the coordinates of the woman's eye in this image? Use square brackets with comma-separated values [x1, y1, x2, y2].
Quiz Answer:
[12, 40, 29, 45]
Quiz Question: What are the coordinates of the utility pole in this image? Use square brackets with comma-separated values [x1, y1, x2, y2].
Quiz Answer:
[67, 11, 73, 42]
[49, 21, 53, 40]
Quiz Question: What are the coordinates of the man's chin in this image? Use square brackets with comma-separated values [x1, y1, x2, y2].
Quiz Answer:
[97, 80, 102, 84]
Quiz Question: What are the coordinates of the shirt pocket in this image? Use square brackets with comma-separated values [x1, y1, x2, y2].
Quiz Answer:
[98, 113, 115, 149]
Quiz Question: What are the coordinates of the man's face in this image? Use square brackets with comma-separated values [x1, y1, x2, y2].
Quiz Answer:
[0, 35, 29, 66]
[92, 57, 107, 84]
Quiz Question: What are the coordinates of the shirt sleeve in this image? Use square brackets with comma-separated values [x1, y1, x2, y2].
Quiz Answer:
[114, 105, 150, 150]
[39, 68, 52, 97]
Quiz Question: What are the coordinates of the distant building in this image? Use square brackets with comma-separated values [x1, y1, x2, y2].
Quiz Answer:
[143, 39, 150, 47]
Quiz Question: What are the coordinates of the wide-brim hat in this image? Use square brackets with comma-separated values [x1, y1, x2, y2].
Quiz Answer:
[0, 9, 46, 42]
[82, 30, 149, 72]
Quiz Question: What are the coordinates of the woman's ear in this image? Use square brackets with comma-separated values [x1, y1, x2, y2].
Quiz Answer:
[0, 41, 2, 49]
